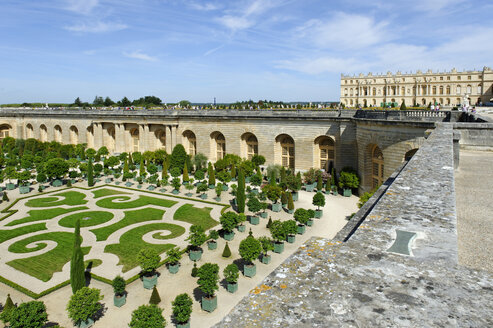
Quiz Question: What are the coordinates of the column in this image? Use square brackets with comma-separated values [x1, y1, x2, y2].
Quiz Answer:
[139, 124, 149, 152]
[166, 125, 172, 152]
[171, 125, 177, 148]
[116, 123, 125, 153]
[93, 123, 103, 150]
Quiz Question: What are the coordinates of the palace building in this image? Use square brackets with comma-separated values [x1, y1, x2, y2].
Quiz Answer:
[340, 67, 493, 108]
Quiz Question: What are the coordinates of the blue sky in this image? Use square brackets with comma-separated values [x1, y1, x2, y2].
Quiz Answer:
[1, 0, 492, 103]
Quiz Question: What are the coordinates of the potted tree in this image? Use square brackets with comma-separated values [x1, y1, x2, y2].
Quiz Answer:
[338, 170, 360, 197]
[312, 192, 326, 218]
[220, 212, 238, 241]
[7, 301, 48, 328]
[66, 287, 103, 328]
[286, 174, 301, 201]
[196, 182, 208, 199]
[246, 197, 261, 225]
[258, 236, 274, 264]
[303, 168, 319, 192]
[172, 293, 193, 328]
[112, 276, 126, 307]
[197, 263, 220, 312]
[283, 219, 297, 244]
[223, 263, 239, 293]
[330, 168, 338, 195]
[214, 183, 222, 201]
[239, 234, 262, 278]
[186, 225, 207, 261]
[171, 177, 181, 194]
[269, 220, 287, 254]
[17, 170, 31, 194]
[207, 230, 219, 250]
[259, 200, 268, 218]
[295, 208, 310, 232]
[249, 170, 262, 194]
[207, 162, 216, 189]
[165, 247, 182, 274]
[307, 209, 315, 226]
[129, 304, 166, 328]
[138, 248, 160, 289]
[4, 166, 17, 190]
[262, 184, 283, 212]
[185, 178, 195, 197]
[236, 213, 246, 232]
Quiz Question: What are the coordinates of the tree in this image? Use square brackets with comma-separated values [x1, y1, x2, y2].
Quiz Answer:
[312, 192, 326, 210]
[70, 218, 85, 294]
[262, 184, 282, 204]
[220, 212, 238, 232]
[0, 294, 15, 324]
[104, 96, 115, 106]
[179, 100, 191, 108]
[207, 162, 215, 185]
[239, 235, 262, 265]
[120, 97, 132, 107]
[169, 144, 187, 172]
[186, 224, 207, 250]
[8, 301, 48, 328]
[247, 197, 261, 214]
[281, 191, 288, 205]
[317, 175, 323, 191]
[269, 220, 287, 242]
[222, 242, 232, 258]
[87, 157, 94, 187]
[294, 208, 310, 225]
[215, 183, 222, 198]
[338, 171, 359, 189]
[44, 158, 69, 180]
[251, 154, 266, 166]
[138, 248, 160, 276]
[149, 286, 161, 305]
[258, 236, 274, 256]
[236, 169, 246, 213]
[66, 287, 103, 325]
[93, 96, 104, 106]
[287, 192, 295, 211]
[230, 163, 236, 180]
[400, 101, 407, 111]
[172, 293, 193, 325]
[129, 304, 166, 328]
[165, 246, 182, 265]
[97, 146, 109, 158]
[112, 276, 126, 296]
[197, 263, 219, 298]
[85, 148, 96, 160]
[74, 97, 82, 106]
[139, 157, 145, 177]
[2, 191, 9, 202]
[223, 263, 239, 284]
[249, 170, 262, 188]
[283, 219, 297, 236]
[193, 153, 208, 171]
[183, 161, 189, 183]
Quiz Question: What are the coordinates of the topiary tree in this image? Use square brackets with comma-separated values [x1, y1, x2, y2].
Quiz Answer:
[220, 212, 238, 233]
[222, 242, 232, 258]
[262, 184, 282, 204]
[191, 263, 199, 277]
[183, 161, 189, 183]
[193, 153, 208, 171]
[251, 154, 266, 166]
[149, 286, 161, 305]
[266, 217, 272, 229]
[172, 293, 193, 325]
[138, 248, 160, 276]
[236, 169, 246, 213]
[196, 182, 208, 195]
[208, 162, 216, 186]
[197, 263, 219, 298]
[215, 183, 222, 198]
[317, 175, 323, 191]
[139, 157, 145, 177]
[247, 197, 262, 215]
[269, 220, 287, 242]
[287, 192, 295, 212]
[280, 191, 288, 205]
[400, 101, 407, 111]
[70, 218, 85, 294]
[338, 171, 360, 190]
[238, 235, 262, 265]
[87, 158, 94, 187]
[186, 224, 207, 251]
[112, 275, 126, 296]
[169, 144, 187, 172]
[230, 163, 236, 180]
[223, 263, 239, 284]
[44, 158, 69, 180]
[294, 208, 310, 225]
[283, 219, 297, 237]
[129, 304, 166, 328]
[8, 301, 48, 328]
[312, 192, 326, 210]
[258, 236, 274, 256]
[0, 294, 15, 325]
[66, 287, 103, 326]
[2, 191, 9, 202]
[165, 246, 182, 266]
[171, 177, 181, 192]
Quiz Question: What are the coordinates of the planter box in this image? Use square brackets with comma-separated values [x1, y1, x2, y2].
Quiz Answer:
[214, 197, 221, 202]
[157, 165, 163, 172]
[159, 188, 167, 193]
[200, 193, 207, 199]
[343, 188, 352, 197]
[287, 234, 296, 244]
[287, 209, 294, 214]
[291, 192, 299, 201]
[237, 225, 246, 232]
[52, 180, 63, 187]
[305, 184, 315, 192]
[105, 178, 113, 183]
[201, 296, 217, 312]
[137, 185, 142, 189]
[249, 216, 259, 225]
[176, 321, 191, 328]
[114, 294, 126, 307]
[143, 274, 158, 289]
[185, 192, 193, 197]
[245, 177, 250, 183]
[271, 203, 282, 212]
[297, 225, 306, 235]
[243, 264, 256, 278]
[332, 187, 338, 196]
[168, 263, 180, 274]
[314, 210, 323, 218]
[307, 219, 314, 227]
[207, 241, 217, 250]
[251, 188, 259, 195]
[172, 189, 180, 194]
[125, 182, 133, 187]
[189, 249, 202, 262]
[78, 318, 94, 328]
[208, 184, 215, 189]
[223, 231, 235, 241]
[260, 212, 268, 219]
[273, 242, 284, 254]
[19, 185, 30, 194]
[261, 254, 271, 264]
[148, 185, 156, 191]
[227, 282, 238, 293]
[222, 184, 228, 191]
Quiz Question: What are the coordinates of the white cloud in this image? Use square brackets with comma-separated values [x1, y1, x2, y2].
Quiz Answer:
[189, 2, 219, 11]
[216, 15, 254, 31]
[413, 0, 465, 12]
[275, 56, 361, 74]
[216, 0, 285, 31]
[65, 0, 99, 15]
[203, 44, 225, 56]
[123, 50, 158, 62]
[65, 21, 127, 33]
[296, 13, 389, 50]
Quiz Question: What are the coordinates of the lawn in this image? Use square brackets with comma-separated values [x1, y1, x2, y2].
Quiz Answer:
[7, 231, 90, 282]
[92, 188, 130, 199]
[0, 223, 47, 244]
[105, 222, 185, 272]
[173, 204, 219, 230]
[6, 206, 88, 226]
[95, 195, 177, 209]
[25, 191, 88, 207]
[90, 208, 166, 241]
[59, 211, 114, 228]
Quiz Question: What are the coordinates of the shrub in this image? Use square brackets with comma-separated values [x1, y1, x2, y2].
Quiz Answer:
[262, 184, 282, 204]
[293, 208, 310, 225]
[280, 192, 288, 205]
[312, 192, 326, 210]
[307, 209, 315, 219]
[223, 263, 239, 284]
[317, 175, 323, 191]
[222, 242, 232, 258]
[266, 217, 272, 229]
[358, 189, 377, 208]
[287, 192, 294, 211]
[215, 183, 222, 198]
[258, 236, 274, 255]
[70, 219, 85, 294]
[129, 304, 166, 328]
[36, 172, 47, 183]
[171, 177, 181, 191]
[230, 163, 236, 179]
[338, 171, 360, 189]
[165, 247, 182, 265]
[138, 248, 160, 275]
[170, 167, 181, 178]
[251, 154, 266, 166]
[112, 276, 126, 296]
[286, 173, 301, 192]
[269, 220, 287, 242]
[3, 191, 9, 202]
[0, 294, 15, 324]
[169, 144, 187, 172]
[196, 182, 208, 194]
[172, 293, 193, 324]
[220, 212, 238, 232]
[66, 287, 103, 325]
[149, 286, 161, 305]
[208, 162, 216, 185]
[186, 225, 207, 250]
[283, 220, 297, 236]
[236, 169, 245, 213]
[194, 169, 205, 180]
[239, 235, 262, 265]
[87, 158, 94, 187]
[247, 197, 261, 214]
[191, 263, 199, 277]
[303, 168, 322, 185]
[197, 263, 220, 297]
[9, 301, 48, 328]
[208, 229, 219, 241]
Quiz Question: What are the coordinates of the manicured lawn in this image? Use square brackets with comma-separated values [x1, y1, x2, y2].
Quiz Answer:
[92, 188, 130, 199]
[7, 232, 90, 282]
[85, 259, 103, 269]
[0, 223, 47, 243]
[59, 211, 114, 228]
[105, 222, 185, 272]
[6, 206, 88, 226]
[90, 208, 166, 241]
[95, 195, 177, 209]
[25, 191, 88, 208]
[173, 204, 219, 230]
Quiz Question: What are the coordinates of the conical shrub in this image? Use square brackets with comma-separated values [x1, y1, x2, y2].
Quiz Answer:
[266, 217, 272, 229]
[149, 286, 161, 305]
[222, 242, 232, 258]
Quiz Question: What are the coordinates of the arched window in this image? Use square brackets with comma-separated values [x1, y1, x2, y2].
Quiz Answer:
[0, 125, 11, 140]
[372, 145, 384, 189]
[69, 126, 78, 144]
[130, 128, 139, 152]
[54, 125, 62, 143]
[245, 134, 258, 160]
[372, 87, 376, 96]
[432, 86, 437, 95]
[477, 84, 482, 95]
[439, 86, 444, 94]
[86, 126, 94, 148]
[350, 88, 353, 96]
[155, 129, 166, 150]
[401, 87, 405, 95]
[26, 124, 34, 139]
[214, 133, 225, 160]
[467, 85, 472, 94]
[317, 137, 334, 171]
[279, 135, 295, 169]
[446, 86, 451, 95]
[183, 130, 196, 155]
[446, 98, 451, 105]
[40, 125, 48, 142]
[456, 85, 461, 94]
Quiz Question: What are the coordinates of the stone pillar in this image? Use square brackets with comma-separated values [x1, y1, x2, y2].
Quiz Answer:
[166, 125, 172, 153]
[171, 125, 177, 148]
[93, 123, 103, 150]
[139, 124, 149, 152]
[116, 124, 125, 153]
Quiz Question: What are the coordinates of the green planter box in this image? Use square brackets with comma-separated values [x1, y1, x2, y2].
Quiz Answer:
[251, 188, 259, 195]
[249, 216, 259, 225]
[176, 321, 191, 328]
[201, 296, 217, 312]
[172, 189, 179, 194]
[305, 184, 315, 192]
[168, 263, 180, 274]
[208, 184, 215, 189]
[157, 165, 163, 172]
[207, 241, 217, 250]
[137, 184, 142, 189]
[114, 294, 126, 307]
[159, 188, 167, 193]
[273, 242, 284, 254]
[292, 192, 299, 201]
[314, 210, 323, 218]
[243, 264, 256, 277]
[260, 212, 268, 219]
[271, 203, 282, 212]
[307, 219, 314, 227]
[143, 274, 158, 289]
[287, 234, 296, 243]
[189, 249, 202, 262]
[223, 231, 235, 241]
[287, 209, 294, 214]
[343, 188, 352, 197]
[19, 185, 30, 194]
[222, 184, 228, 191]
[125, 182, 133, 187]
[78, 318, 94, 328]
[297, 225, 306, 235]
[227, 282, 238, 293]
[261, 254, 271, 264]
[105, 178, 113, 183]
[52, 179, 63, 187]
[200, 193, 207, 199]
[5, 183, 15, 190]
[214, 197, 221, 202]
[148, 185, 156, 191]
[332, 187, 338, 196]
[237, 225, 246, 232]
[245, 177, 250, 183]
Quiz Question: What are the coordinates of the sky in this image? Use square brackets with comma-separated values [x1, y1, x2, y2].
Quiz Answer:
[0, 0, 492, 104]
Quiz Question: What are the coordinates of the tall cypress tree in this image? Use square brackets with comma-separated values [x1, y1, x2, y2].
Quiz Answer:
[183, 161, 189, 183]
[236, 169, 245, 213]
[231, 163, 236, 180]
[162, 161, 168, 180]
[70, 218, 85, 294]
[87, 158, 94, 187]
[123, 158, 129, 174]
[139, 157, 145, 176]
[208, 162, 215, 186]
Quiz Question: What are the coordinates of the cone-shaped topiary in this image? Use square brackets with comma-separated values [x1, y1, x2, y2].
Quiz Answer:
[3, 191, 9, 202]
[281, 192, 288, 205]
[191, 263, 199, 277]
[123, 158, 129, 173]
[0, 294, 15, 324]
[183, 162, 189, 183]
[67, 179, 72, 187]
[87, 158, 94, 187]
[139, 157, 145, 176]
[236, 169, 245, 213]
[317, 175, 323, 191]
[222, 242, 232, 258]
[266, 217, 272, 229]
[208, 162, 216, 185]
[161, 161, 168, 180]
[70, 218, 85, 294]
[287, 192, 294, 211]
[149, 286, 161, 305]
[231, 163, 236, 180]
[400, 101, 407, 111]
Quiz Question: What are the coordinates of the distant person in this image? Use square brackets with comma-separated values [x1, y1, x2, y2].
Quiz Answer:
[430, 104, 435, 111]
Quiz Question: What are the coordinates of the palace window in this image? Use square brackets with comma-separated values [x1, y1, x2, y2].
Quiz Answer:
[318, 137, 334, 171]
[447, 76, 450, 80]
[457, 76, 461, 80]
[280, 136, 295, 169]
[131, 128, 139, 152]
[478, 85, 482, 94]
[372, 145, 384, 189]
[214, 133, 225, 160]
[246, 135, 258, 160]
